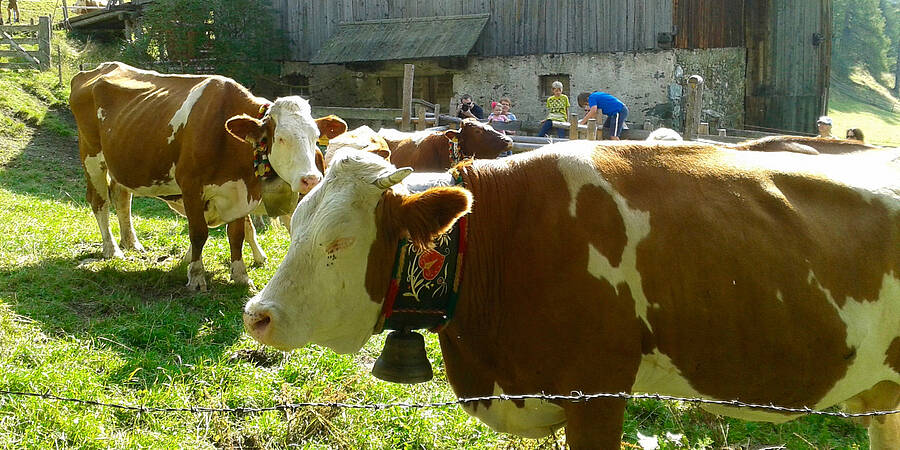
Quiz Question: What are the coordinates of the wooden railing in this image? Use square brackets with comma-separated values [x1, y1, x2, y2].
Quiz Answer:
[0, 17, 51, 70]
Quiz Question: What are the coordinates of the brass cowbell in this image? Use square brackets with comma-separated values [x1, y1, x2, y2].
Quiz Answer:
[371, 329, 433, 384]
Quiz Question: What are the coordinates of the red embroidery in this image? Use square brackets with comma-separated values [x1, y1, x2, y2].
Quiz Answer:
[418, 249, 445, 280]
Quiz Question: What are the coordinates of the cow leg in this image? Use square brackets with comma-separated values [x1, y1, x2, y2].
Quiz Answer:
[562, 398, 627, 450]
[182, 194, 208, 292]
[243, 216, 267, 265]
[112, 183, 144, 252]
[278, 213, 292, 234]
[226, 218, 254, 288]
[82, 153, 122, 259]
[845, 381, 900, 450]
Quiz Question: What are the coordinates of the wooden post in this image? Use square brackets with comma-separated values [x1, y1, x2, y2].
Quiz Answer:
[57, 46, 62, 85]
[684, 75, 704, 140]
[415, 104, 426, 131]
[400, 64, 414, 132]
[433, 104, 440, 126]
[569, 113, 578, 140]
[698, 122, 710, 135]
[61, 0, 70, 26]
[38, 16, 51, 70]
[587, 118, 598, 141]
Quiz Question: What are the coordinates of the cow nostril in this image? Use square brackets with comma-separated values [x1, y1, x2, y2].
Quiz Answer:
[250, 314, 271, 334]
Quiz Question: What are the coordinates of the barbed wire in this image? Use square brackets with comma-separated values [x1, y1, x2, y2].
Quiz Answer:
[2, 388, 899, 419]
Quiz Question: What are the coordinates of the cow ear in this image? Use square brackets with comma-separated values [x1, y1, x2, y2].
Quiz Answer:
[225, 114, 264, 143]
[444, 129, 459, 140]
[397, 187, 472, 249]
[316, 115, 348, 139]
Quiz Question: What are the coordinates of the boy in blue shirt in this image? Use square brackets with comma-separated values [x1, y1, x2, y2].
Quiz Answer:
[577, 91, 628, 140]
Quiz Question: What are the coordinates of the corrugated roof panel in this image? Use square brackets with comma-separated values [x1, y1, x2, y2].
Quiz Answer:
[310, 14, 490, 64]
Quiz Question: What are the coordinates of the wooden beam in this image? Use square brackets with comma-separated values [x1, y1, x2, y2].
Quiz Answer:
[400, 64, 414, 132]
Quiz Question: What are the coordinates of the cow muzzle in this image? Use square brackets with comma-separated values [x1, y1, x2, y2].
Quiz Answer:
[297, 174, 322, 194]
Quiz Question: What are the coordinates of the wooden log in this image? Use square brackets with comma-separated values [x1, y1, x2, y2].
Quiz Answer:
[684, 75, 704, 141]
[400, 64, 414, 132]
[587, 118, 598, 140]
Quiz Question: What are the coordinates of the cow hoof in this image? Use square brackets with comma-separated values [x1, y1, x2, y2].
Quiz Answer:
[230, 260, 254, 287]
[186, 260, 207, 292]
[103, 245, 124, 259]
[123, 240, 145, 252]
[186, 276, 208, 292]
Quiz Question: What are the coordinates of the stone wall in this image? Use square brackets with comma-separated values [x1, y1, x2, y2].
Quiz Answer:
[673, 48, 746, 130]
[279, 48, 746, 131]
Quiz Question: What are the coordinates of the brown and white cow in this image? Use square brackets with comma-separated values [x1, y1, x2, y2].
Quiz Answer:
[243, 141, 900, 448]
[375, 119, 512, 171]
[70, 61, 322, 291]
[730, 135, 879, 155]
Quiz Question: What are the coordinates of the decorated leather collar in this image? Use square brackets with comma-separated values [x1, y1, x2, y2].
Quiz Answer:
[375, 169, 468, 334]
[449, 136, 466, 165]
[254, 103, 275, 179]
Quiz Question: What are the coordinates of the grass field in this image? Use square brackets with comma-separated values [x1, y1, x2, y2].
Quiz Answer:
[828, 69, 900, 147]
[0, 14, 880, 447]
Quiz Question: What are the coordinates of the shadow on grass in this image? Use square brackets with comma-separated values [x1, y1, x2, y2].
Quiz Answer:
[0, 251, 255, 387]
[0, 107, 187, 220]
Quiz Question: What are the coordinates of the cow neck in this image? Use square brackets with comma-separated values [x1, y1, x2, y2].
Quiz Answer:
[375, 168, 468, 334]
[252, 102, 276, 179]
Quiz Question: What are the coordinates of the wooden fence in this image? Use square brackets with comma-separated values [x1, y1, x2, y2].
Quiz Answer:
[0, 16, 51, 70]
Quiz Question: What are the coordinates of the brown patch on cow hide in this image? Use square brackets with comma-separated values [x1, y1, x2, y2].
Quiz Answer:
[576, 184, 627, 267]
[439, 152, 645, 405]
[885, 338, 900, 375]
[602, 144, 871, 407]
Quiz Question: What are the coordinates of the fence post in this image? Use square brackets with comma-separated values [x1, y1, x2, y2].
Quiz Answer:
[415, 104, 426, 131]
[433, 104, 440, 126]
[684, 75, 704, 140]
[38, 16, 51, 70]
[587, 118, 598, 140]
[61, 0, 70, 26]
[57, 46, 62, 85]
[400, 64, 414, 132]
[569, 113, 578, 140]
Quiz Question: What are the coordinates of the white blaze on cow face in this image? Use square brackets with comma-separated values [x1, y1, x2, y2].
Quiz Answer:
[267, 97, 323, 194]
[243, 150, 406, 353]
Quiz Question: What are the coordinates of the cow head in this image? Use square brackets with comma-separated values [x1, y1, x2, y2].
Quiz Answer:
[225, 96, 323, 194]
[449, 118, 513, 159]
[324, 126, 391, 166]
[242, 149, 472, 353]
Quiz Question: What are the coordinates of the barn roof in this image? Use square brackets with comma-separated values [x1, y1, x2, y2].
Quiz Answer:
[310, 14, 490, 65]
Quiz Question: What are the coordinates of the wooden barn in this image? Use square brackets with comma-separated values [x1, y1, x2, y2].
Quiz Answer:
[269, 0, 831, 134]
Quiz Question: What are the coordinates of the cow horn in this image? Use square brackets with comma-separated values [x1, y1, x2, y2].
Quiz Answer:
[373, 167, 413, 190]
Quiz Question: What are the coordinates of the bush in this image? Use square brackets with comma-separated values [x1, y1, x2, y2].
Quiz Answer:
[123, 0, 286, 88]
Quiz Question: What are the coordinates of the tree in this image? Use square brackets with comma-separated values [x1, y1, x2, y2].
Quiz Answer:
[832, 0, 891, 77]
[879, 0, 900, 95]
[122, 0, 286, 88]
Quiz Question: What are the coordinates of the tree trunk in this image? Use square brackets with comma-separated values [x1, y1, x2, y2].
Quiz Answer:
[895, 44, 900, 97]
